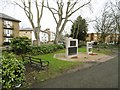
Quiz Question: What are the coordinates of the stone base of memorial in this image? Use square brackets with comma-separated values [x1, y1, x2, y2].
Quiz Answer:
[89, 53, 98, 55]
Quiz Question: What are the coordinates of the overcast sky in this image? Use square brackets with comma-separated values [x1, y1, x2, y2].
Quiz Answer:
[0, 0, 117, 34]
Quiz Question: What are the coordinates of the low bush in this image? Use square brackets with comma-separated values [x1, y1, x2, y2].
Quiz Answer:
[78, 41, 86, 47]
[2, 52, 25, 89]
[30, 44, 64, 55]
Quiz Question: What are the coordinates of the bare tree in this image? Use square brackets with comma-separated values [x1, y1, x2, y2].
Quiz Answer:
[110, 5, 118, 44]
[44, 0, 91, 44]
[94, 3, 115, 43]
[14, 0, 45, 45]
[110, 1, 120, 44]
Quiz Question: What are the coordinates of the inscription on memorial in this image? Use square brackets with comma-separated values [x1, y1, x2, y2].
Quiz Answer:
[88, 43, 92, 47]
[70, 41, 76, 46]
[68, 47, 77, 55]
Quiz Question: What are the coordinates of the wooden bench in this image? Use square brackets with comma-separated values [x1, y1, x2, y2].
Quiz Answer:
[22, 55, 49, 70]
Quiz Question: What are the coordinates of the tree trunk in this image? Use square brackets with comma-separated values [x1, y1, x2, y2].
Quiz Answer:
[54, 29, 61, 44]
[54, 35, 59, 44]
[118, 35, 120, 45]
[33, 27, 41, 46]
[114, 33, 117, 45]
[54, 19, 68, 44]
[100, 35, 106, 43]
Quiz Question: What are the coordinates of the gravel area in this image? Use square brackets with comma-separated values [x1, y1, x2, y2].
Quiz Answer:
[54, 52, 115, 63]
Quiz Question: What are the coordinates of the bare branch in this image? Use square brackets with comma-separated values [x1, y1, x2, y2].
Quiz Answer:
[39, 0, 44, 22]
[68, 0, 79, 13]
[67, 19, 74, 24]
[35, 0, 40, 25]
[66, 1, 71, 15]
[46, 0, 58, 24]
[68, 0, 91, 17]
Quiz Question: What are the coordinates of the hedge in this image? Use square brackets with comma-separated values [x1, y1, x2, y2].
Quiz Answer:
[30, 44, 64, 56]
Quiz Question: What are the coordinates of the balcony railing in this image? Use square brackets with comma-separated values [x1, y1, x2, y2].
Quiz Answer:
[3, 34, 14, 37]
[3, 24, 14, 29]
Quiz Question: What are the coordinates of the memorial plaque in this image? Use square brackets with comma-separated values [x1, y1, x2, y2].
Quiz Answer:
[88, 48, 92, 52]
[70, 41, 76, 46]
[88, 43, 92, 47]
[68, 47, 77, 55]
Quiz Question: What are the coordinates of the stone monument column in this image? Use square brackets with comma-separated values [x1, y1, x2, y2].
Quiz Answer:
[66, 37, 78, 58]
[87, 42, 93, 55]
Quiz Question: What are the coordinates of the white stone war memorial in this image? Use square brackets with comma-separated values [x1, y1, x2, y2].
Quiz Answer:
[66, 37, 78, 58]
[87, 42, 93, 55]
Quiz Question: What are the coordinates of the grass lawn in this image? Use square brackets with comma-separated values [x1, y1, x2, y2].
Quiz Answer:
[93, 45, 118, 55]
[24, 47, 86, 87]
[23, 46, 114, 87]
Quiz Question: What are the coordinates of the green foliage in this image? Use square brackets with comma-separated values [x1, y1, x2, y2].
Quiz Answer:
[2, 53, 25, 89]
[30, 44, 64, 56]
[0, 54, 1, 88]
[78, 41, 86, 47]
[70, 16, 88, 42]
[10, 37, 31, 55]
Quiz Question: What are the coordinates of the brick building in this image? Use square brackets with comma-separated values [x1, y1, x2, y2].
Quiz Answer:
[0, 13, 20, 46]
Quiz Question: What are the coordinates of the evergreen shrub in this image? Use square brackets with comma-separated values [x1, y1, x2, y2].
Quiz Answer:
[2, 53, 25, 89]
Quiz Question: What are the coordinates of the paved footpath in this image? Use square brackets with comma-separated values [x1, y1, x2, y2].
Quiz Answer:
[32, 56, 118, 88]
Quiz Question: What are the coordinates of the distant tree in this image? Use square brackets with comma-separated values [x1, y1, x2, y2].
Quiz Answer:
[110, 1, 120, 45]
[70, 16, 88, 42]
[94, 3, 115, 43]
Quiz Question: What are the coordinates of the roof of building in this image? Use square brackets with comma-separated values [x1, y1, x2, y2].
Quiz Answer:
[0, 13, 21, 22]
[20, 27, 33, 31]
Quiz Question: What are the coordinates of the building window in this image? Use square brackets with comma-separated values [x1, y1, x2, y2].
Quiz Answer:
[3, 20, 12, 28]
[4, 29, 13, 36]
[4, 38, 12, 42]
